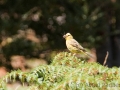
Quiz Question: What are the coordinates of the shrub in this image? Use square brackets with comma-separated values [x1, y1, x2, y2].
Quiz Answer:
[0, 52, 120, 90]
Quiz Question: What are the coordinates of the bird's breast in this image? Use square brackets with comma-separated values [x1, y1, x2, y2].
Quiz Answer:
[66, 40, 79, 53]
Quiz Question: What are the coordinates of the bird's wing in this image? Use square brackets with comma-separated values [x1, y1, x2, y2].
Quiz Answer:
[67, 39, 94, 58]
[69, 39, 85, 51]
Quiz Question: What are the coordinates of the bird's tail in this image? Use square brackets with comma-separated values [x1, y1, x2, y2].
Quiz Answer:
[85, 52, 94, 59]
[81, 50, 94, 59]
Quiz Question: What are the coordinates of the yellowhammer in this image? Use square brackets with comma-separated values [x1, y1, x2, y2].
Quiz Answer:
[63, 33, 93, 58]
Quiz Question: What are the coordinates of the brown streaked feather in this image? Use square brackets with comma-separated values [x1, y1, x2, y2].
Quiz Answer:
[66, 39, 86, 52]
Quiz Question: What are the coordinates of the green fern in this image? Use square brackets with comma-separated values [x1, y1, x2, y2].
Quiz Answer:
[1, 52, 120, 90]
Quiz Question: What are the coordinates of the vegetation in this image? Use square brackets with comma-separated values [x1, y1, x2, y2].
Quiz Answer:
[0, 52, 120, 90]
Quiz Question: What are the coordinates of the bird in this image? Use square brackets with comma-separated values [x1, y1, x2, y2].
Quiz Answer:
[63, 33, 93, 58]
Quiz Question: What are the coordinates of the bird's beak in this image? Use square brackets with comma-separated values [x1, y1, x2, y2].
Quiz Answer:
[63, 35, 66, 38]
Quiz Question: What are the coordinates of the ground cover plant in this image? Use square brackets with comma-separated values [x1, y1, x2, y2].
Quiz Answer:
[0, 52, 120, 90]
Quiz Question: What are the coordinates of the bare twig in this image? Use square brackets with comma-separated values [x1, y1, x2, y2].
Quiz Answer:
[103, 51, 109, 66]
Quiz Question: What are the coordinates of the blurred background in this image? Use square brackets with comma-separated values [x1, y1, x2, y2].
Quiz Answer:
[0, 0, 120, 78]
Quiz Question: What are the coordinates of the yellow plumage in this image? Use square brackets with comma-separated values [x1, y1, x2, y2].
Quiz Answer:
[63, 33, 93, 58]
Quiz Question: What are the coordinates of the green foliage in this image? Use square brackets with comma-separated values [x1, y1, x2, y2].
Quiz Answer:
[2, 38, 38, 59]
[1, 52, 120, 90]
[51, 52, 85, 67]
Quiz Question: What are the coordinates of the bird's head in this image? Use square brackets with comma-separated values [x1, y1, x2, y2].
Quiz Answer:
[63, 33, 73, 40]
